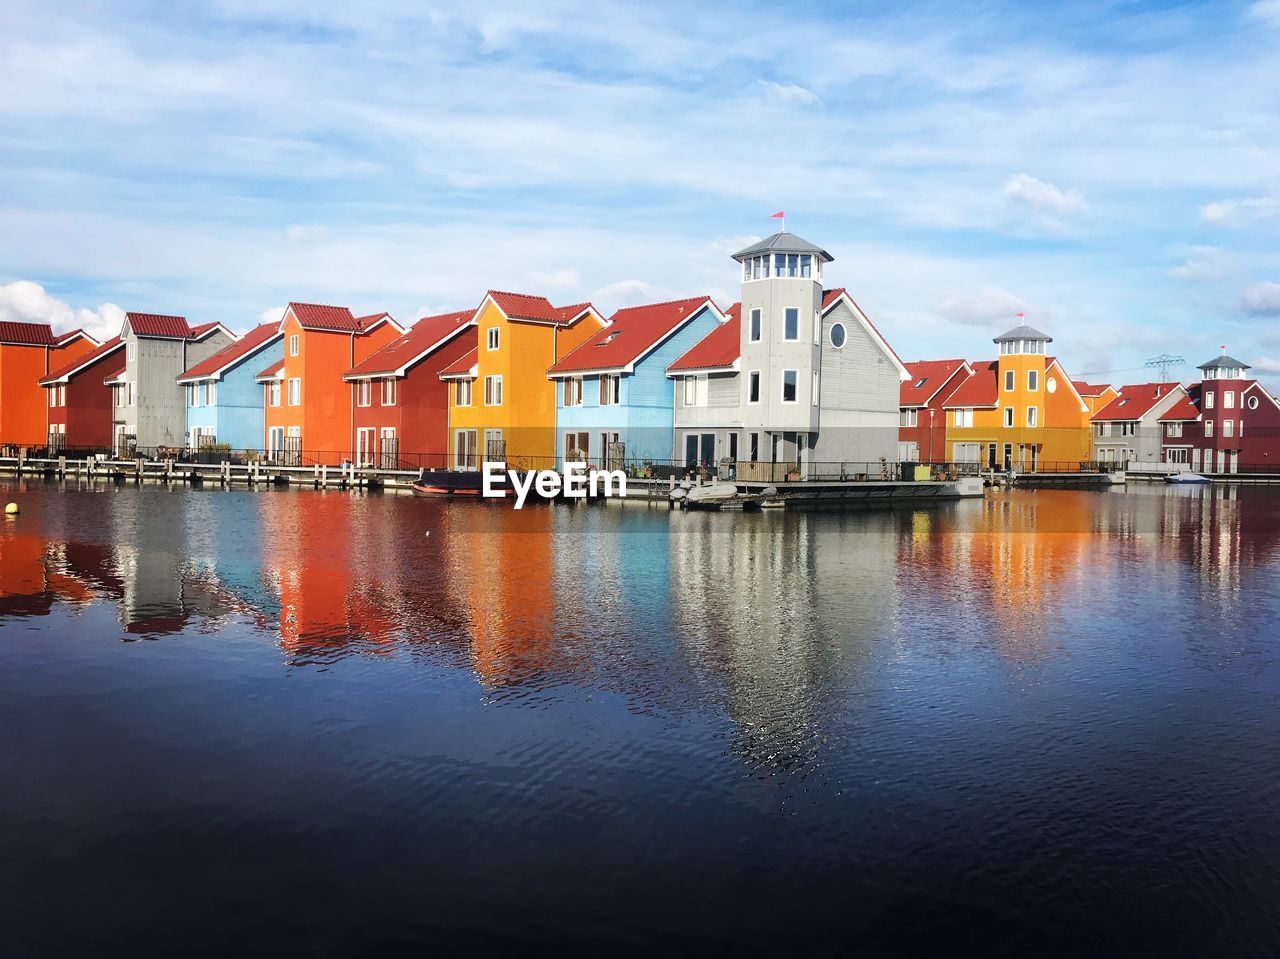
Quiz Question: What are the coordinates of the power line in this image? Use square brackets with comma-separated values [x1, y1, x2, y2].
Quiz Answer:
[1144, 353, 1185, 382]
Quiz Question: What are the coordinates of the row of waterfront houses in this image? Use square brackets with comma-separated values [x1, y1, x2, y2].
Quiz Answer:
[5, 228, 1279, 475]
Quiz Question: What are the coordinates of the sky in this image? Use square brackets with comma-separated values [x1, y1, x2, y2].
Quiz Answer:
[1, 0, 1278, 386]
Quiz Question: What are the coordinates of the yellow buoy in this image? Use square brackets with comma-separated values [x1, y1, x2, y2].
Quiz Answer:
[4, 502, 18, 515]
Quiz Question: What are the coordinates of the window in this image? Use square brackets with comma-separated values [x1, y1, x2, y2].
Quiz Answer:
[829, 323, 846, 348]
[953, 409, 973, 428]
[813, 310, 821, 342]
[1027, 407, 1038, 427]
[484, 375, 503, 406]
[127, 383, 134, 406]
[204, 382, 216, 407]
[1166, 421, 1182, 437]
[1223, 391, 1234, 409]
[1247, 395, 1259, 410]
[267, 380, 281, 407]
[599, 373, 620, 406]
[1047, 377, 1058, 394]
[1027, 370, 1038, 391]
[683, 374, 708, 407]
[287, 378, 301, 406]
[1223, 419, 1234, 437]
[454, 429, 478, 470]
[355, 381, 370, 407]
[781, 369, 798, 403]
[1121, 422, 1136, 437]
[1004, 370, 1015, 391]
[381, 378, 396, 406]
[748, 371, 760, 404]
[186, 384, 198, 407]
[289, 334, 299, 357]
[900, 408, 919, 427]
[1205, 392, 1215, 409]
[749, 309, 762, 342]
[749, 432, 759, 461]
[1205, 420, 1214, 437]
[799, 254, 811, 278]
[126, 341, 135, 362]
[812, 370, 819, 407]
[563, 377, 582, 406]
[1004, 406, 1014, 427]
[486, 327, 500, 351]
[784, 308, 799, 341]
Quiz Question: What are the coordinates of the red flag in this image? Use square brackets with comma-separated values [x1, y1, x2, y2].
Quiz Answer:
[770, 210, 785, 219]
[1016, 312, 1024, 318]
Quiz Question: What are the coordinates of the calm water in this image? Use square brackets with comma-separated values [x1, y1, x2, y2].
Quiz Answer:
[2, 479, 1279, 956]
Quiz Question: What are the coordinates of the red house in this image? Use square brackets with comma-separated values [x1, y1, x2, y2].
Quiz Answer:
[899, 359, 973, 463]
[342, 309, 475, 469]
[1159, 353, 1280, 473]
[37, 335, 123, 451]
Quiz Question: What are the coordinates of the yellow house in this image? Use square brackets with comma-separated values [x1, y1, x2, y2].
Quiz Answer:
[942, 323, 1094, 470]
[440, 291, 604, 469]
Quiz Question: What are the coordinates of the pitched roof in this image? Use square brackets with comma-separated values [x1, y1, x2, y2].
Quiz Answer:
[178, 323, 280, 383]
[189, 321, 231, 340]
[0, 321, 56, 346]
[485, 291, 596, 326]
[943, 360, 1000, 408]
[1092, 382, 1184, 422]
[38, 336, 124, 385]
[103, 365, 126, 384]
[1198, 353, 1250, 371]
[255, 359, 284, 382]
[823, 288, 909, 378]
[1073, 381, 1113, 397]
[285, 302, 360, 332]
[55, 328, 97, 347]
[549, 296, 717, 375]
[439, 347, 478, 379]
[901, 359, 971, 407]
[731, 231, 833, 263]
[667, 304, 741, 373]
[994, 323, 1052, 343]
[126, 312, 192, 339]
[345, 310, 473, 379]
[1159, 393, 1201, 421]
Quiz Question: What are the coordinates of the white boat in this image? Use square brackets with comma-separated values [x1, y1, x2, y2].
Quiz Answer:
[1164, 472, 1210, 484]
[684, 481, 740, 505]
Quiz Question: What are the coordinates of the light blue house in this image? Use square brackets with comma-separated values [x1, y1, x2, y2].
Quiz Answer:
[547, 296, 723, 467]
[176, 322, 283, 451]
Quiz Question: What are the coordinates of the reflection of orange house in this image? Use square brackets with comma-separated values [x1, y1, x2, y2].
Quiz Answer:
[261, 303, 404, 464]
[0, 323, 98, 446]
[0, 527, 94, 617]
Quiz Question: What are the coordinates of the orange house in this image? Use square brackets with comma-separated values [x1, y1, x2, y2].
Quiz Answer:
[0, 323, 98, 447]
[259, 302, 403, 464]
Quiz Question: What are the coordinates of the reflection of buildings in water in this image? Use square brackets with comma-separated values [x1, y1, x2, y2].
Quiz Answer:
[0, 527, 94, 617]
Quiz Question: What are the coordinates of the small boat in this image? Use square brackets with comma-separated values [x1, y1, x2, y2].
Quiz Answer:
[412, 470, 503, 496]
[684, 481, 740, 507]
[1164, 472, 1210, 485]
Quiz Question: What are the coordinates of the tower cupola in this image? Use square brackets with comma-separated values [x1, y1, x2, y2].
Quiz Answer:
[1197, 351, 1249, 381]
[732, 231, 833, 283]
[993, 322, 1052, 356]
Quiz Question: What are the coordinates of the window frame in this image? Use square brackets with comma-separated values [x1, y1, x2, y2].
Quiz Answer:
[483, 374, 503, 406]
[781, 369, 798, 404]
[486, 327, 500, 351]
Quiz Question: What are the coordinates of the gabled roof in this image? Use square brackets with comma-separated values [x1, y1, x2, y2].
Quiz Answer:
[189, 321, 233, 341]
[1073, 381, 1113, 397]
[38, 336, 125, 385]
[1198, 353, 1250, 371]
[482, 291, 598, 327]
[944, 361, 1000, 408]
[1092, 382, 1186, 422]
[55, 328, 98, 347]
[1159, 393, 1201, 422]
[667, 304, 741, 374]
[822, 288, 910, 380]
[901, 359, 973, 408]
[255, 359, 285, 383]
[344, 310, 473, 380]
[1244, 381, 1280, 411]
[549, 296, 720, 376]
[281, 302, 403, 336]
[439, 347, 478, 380]
[0, 320, 56, 346]
[126, 312, 192, 339]
[103, 365, 126, 385]
[732, 231, 833, 263]
[178, 323, 281, 383]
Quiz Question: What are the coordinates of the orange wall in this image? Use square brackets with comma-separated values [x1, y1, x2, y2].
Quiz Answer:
[0, 337, 94, 445]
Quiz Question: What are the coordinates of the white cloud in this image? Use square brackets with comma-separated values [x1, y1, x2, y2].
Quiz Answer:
[530, 268, 582, 289]
[256, 306, 286, 326]
[935, 288, 1028, 328]
[0, 280, 124, 343]
[1252, 357, 1280, 373]
[1240, 281, 1280, 316]
[754, 80, 819, 105]
[1247, 1, 1280, 27]
[1002, 173, 1085, 217]
[1199, 196, 1280, 226]
[1169, 246, 1232, 283]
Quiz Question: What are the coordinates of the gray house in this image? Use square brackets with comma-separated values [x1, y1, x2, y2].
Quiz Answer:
[110, 312, 234, 454]
[1091, 382, 1190, 466]
[667, 230, 908, 478]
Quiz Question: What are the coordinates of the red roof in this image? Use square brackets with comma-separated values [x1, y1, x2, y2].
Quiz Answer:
[668, 303, 741, 373]
[821, 287, 846, 309]
[55, 328, 96, 346]
[1159, 394, 1201, 421]
[0, 321, 56, 346]
[345, 311, 472, 379]
[38, 336, 124, 384]
[901, 359, 970, 407]
[486, 291, 595, 326]
[943, 360, 999, 408]
[178, 323, 280, 382]
[103, 364, 125, 383]
[189, 321, 227, 339]
[286, 302, 360, 332]
[1093, 382, 1183, 422]
[127, 312, 192, 338]
[439, 347, 478, 378]
[255, 359, 284, 381]
[549, 296, 716, 375]
[1074, 381, 1112, 397]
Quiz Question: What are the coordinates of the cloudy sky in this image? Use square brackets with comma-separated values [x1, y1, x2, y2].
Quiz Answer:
[1, 0, 1278, 384]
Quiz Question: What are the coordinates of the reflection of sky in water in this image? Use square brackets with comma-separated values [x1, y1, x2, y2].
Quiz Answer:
[1, 480, 1279, 953]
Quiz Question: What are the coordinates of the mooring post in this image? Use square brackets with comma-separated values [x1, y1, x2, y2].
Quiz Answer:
[58, 455, 66, 478]
[16, 448, 24, 476]
[318, 464, 326, 489]
[135, 457, 144, 481]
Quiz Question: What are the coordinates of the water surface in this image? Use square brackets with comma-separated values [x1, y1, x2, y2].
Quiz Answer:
[2, 479, 1279, 956]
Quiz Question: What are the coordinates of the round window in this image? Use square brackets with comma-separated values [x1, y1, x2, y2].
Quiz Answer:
[829, 323, 847, 348]
[1248, 395, 1259, 410]
[1046, 377, 1058, 394]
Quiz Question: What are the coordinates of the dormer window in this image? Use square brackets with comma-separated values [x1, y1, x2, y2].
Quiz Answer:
[595, 332, 618, 347]
[913, 377, 928, 389]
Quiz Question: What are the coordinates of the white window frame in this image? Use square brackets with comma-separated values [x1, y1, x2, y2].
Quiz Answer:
[486, 327, 500, 351]
[812, 370, 819, 407]
[1004, 370, 1015, 392]
[783, 307, 799, 342]
[357, 381, 371, 407]
[287, 378, 301, 406]
[563, 377, 582, 407]
[381, 377, 396, 406]
[1205, 420, 1214, 437]
[484, 374, 503, 406]
[749, 308, 762, 343]
[1026, 406, 1038, 427]
[455, 379, 472, 407]
[900, 408, 918, 427]
[1223, 391, 1234, 409]
[1027, 369, 1038, 392]
[289, 334, 299, 357]
[954, 409, 973, 428]
[1205, 392, 1215, 409]
[1004, 406, 1014, 427]
[747, 370, 760, 404]
[781, 369, 798, 404]
[1223, 419, 1234, 437]
[599, 373, 620, 406]
[267, 380, 281, 407]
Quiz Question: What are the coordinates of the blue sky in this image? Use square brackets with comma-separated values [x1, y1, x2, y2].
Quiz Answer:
[1, 0, 1278, 385]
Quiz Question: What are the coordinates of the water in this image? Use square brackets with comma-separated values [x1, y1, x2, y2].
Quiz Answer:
[1, 479, 1279, 956]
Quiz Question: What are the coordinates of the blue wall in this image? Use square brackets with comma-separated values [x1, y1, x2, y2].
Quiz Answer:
[185, 336, 283, 451]
[555, 305, 720, 465]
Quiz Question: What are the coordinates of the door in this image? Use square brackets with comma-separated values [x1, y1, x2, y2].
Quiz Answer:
[987, 443, 997, 469]
[379, 428, 397, 470]
[455, 430, 478, 470]
[1003, 444, 1013, 471]
[484, 429, 505, 464]
[356, 428, 375, 466]
[684, 433, 699, 469]
[699, 433, 715, 466]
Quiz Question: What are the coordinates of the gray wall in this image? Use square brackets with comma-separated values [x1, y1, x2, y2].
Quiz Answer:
[124, 329, 234, 448]
[738, 277, 822, 432]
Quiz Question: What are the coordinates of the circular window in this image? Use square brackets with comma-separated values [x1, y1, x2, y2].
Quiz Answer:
[829, 323, 847, 348]
[1046, 377, 1058, 394]
[1248, 395, 1259, 410]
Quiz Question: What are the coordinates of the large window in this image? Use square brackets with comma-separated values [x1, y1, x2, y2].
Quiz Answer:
[484, 375, 503, 406]
[901, 408, 918, 427]
[781, 369, 798, 403]
[563, 377, 582, 406]
[381, 377, 396, 406]
[1166, 421, 1182, 437]
[954, 408, 973, 428]
[599, 373, 620, 406]
[784, 308, 799, 341]
[455, 379, 472, 406]
[749, 309, 762, 342]
[748, 371, 760, 404]
[683, 374, 707, 407]
[287, 378, 301, 406]
[1223, 391, 1235, 409]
